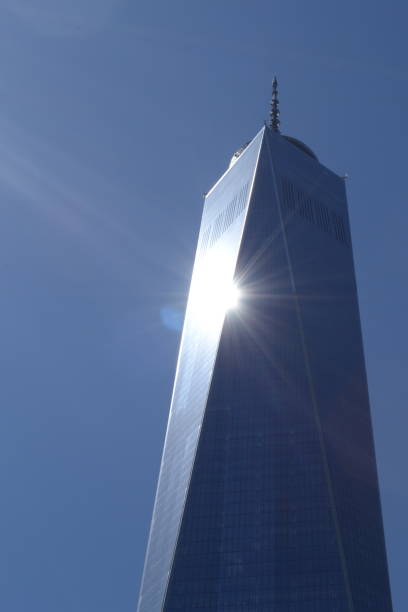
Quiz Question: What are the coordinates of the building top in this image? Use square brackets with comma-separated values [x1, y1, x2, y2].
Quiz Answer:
[230, 77, 318, 167]
[269, 76, 318, 161]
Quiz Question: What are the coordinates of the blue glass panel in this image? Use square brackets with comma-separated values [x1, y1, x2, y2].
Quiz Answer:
[164, 130, 348, 611]
[139, 127, 393, 611]
[268, 130, 393, 610]
[161, 129, 392, 610]
[137, 129, 265, 612]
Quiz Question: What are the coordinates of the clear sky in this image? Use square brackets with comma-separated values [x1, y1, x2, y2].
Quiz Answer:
[1, 1, 407, 610]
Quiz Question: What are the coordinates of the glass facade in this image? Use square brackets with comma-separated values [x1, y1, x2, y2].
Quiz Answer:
[137, 127, 393, 611]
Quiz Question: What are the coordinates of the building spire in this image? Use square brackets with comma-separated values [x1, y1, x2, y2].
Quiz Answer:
[269, 76, 280, 133]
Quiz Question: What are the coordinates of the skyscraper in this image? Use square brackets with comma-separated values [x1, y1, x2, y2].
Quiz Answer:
[137, 80, 393, 611]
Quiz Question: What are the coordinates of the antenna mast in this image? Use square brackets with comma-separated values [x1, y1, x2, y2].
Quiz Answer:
[269, 76, 280, 133]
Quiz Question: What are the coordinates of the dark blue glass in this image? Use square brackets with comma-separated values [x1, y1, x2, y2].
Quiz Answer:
[138, 128, 393, 611]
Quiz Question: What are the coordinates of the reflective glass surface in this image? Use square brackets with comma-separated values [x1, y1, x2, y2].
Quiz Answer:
[269, 131, 393, 611]
[139, 128, 393, 611]
[137, 130, 264, 612]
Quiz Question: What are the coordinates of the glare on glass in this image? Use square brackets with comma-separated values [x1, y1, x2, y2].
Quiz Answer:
[189, 250, 240, 328]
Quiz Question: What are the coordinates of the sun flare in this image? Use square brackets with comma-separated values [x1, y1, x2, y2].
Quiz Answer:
[190, 251, 240, 328]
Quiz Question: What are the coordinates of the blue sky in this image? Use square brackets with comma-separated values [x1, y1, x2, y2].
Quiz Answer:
[1, 1, 407, 610]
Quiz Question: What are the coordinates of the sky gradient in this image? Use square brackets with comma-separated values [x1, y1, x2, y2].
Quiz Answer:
[1, 1, 407, 611]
